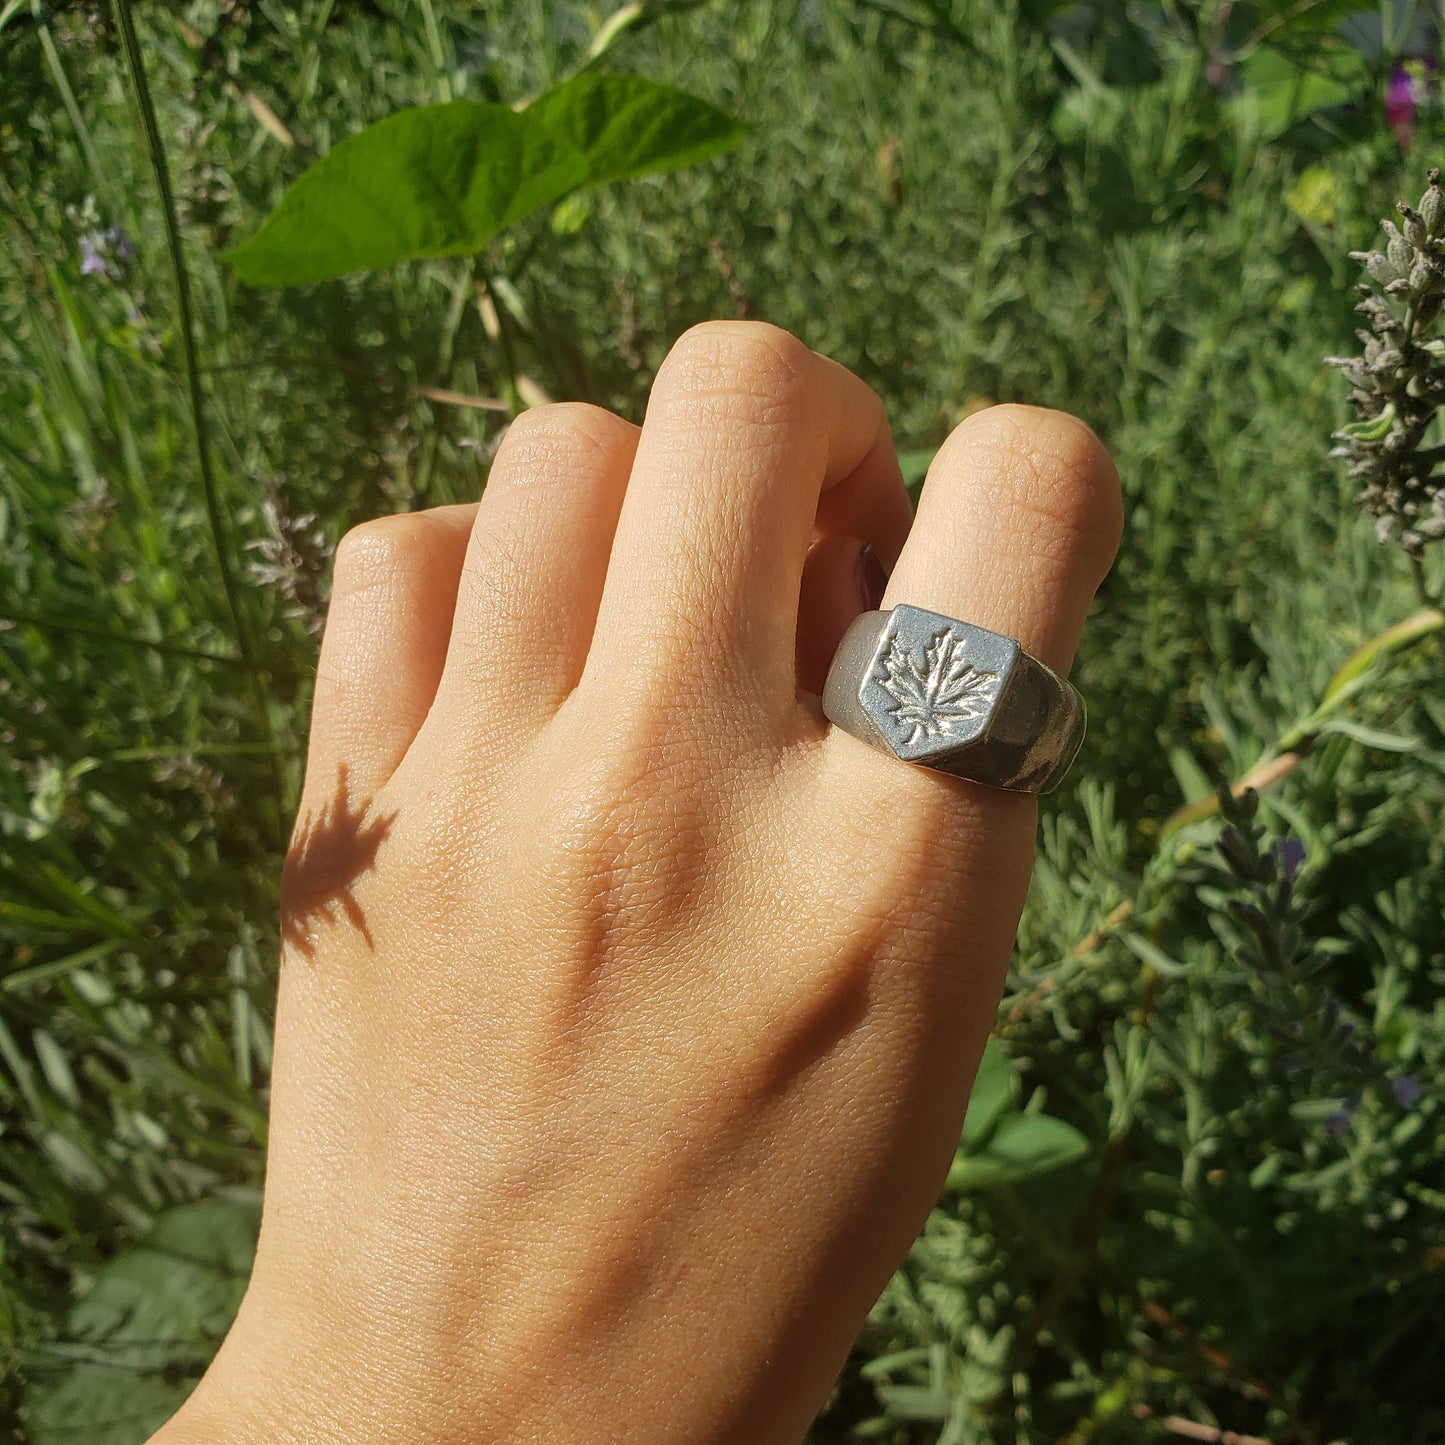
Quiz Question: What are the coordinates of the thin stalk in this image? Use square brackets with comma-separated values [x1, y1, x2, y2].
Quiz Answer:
[0, 608, 257, 669]
[436, 254, 475, 379]
[480, 267, 524, 415]
[416, 0, 452, 101]
[585, 3, 649, 63]
[1160, 605, 1445, 836]
[30, 1, 123, 221]
[856, 0, 983, 55]
[108, 0, 283, 803]
[1409, 554, 1440, 609]
[1320, 604, 1444, 702]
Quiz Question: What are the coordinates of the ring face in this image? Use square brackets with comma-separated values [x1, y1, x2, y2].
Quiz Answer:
[858, 607, 1019, 764]
[821, 604, 1086, 793]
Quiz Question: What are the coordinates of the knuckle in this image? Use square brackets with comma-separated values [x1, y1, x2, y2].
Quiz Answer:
[654, 320, 813, 430]
[492, 402, 635, 480]
[951, 403, 1123, 567]
[331, 513, 438, 599]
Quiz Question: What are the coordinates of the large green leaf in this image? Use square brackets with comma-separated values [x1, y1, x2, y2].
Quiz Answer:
[23, 1197, 261, 1445]
[948, 1112, 1091, 1191]
[1239, 0, 1374, 40]
[1228, 41, 1371, 141]
[224, 73, 747, 286]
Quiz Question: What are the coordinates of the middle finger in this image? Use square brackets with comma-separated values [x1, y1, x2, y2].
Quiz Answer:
[581, 321, 910, 720]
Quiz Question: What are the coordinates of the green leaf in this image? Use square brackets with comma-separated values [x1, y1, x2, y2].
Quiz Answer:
[1167, 744, 1214, 805]
[23, 1369, 192, 1445]
[1339, 402, 1396, 443]
[1049, 81, 1131, 148]
[947, 1112, 1090, 1191]
[1251, 0, 1375, 40]
[960, 1037, 1017, 1150]
[23, 1198, 261, 1445]
[1316, 716, 1420, 752]
[874, 1383, 955, 1421]
[1119, 931, 1190, 978]
[225, 73, 747, 286]
[1228, 42, 1371, 141]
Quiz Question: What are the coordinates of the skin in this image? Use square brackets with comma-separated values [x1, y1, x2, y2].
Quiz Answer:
[150, 321, 1122, 1445]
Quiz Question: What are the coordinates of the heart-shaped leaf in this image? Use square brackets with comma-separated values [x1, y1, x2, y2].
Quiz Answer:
[224, 72, 747, 286]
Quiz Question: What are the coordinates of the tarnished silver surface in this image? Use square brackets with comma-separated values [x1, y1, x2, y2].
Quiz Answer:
[821, 605, 1085, 793]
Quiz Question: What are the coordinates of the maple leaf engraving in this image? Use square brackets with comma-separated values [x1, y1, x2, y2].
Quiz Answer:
[876, 629, 1000, 744]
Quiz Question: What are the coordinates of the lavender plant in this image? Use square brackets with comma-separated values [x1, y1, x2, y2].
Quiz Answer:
[1210, 785, 1421, 1139]
[6, 4, 1445, 1443]
[244, 488, 333, 637]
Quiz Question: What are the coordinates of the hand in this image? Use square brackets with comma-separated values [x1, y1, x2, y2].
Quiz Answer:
[153, 322, 1121, 1445]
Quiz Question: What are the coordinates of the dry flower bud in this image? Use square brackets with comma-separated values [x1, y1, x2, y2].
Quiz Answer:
[1422, 176, 1445, 236]
[1362, 252, 1397, 285]
[1387, 232, 1415, 277]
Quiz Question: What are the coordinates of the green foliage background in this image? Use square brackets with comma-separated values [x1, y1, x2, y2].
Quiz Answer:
[2, 1, 1443, 1441]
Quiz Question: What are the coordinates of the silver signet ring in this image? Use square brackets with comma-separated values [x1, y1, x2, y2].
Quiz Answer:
[821, 605, 1085, 794]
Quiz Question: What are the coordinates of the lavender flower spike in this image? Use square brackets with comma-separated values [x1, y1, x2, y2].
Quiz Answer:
[79, 234, 107, 276]
[1277, 836, 1306, 885]
[78, 226, 135, 281]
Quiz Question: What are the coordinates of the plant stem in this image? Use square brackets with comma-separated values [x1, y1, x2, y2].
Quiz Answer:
[109, 0, 283, 806]
[416, 0, 452, 101]
[30, 1, 124, 221]
[479, 266, 523, 414]
[857, 0, 983, 54]
[0, 609, 254, 669]
[1409, 554, 1440, 609]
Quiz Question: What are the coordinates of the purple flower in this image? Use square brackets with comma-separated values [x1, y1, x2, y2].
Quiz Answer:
[1326, 1097, 1360, 1139]
[1390, 1074, 1423, 1109]
[1277, 836, 1306, 885]
[105, 226, 134, 265]
[78, 226, 134, 281]
[79, 234, 107, 276]
[1387, 58, 1439, 148]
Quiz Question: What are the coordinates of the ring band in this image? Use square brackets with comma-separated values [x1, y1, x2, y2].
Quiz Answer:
[821, 605, 1085, 794]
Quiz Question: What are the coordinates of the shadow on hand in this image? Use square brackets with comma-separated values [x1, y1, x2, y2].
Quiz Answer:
[280, 763, 393, 956]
